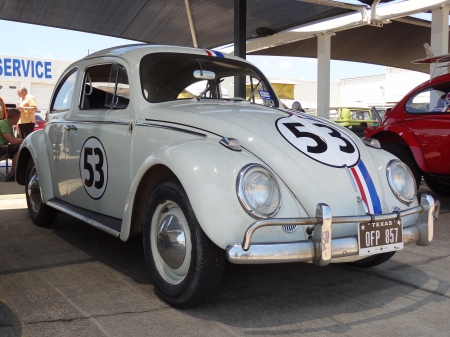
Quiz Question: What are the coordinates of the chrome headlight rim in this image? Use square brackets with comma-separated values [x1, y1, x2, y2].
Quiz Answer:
[386, 159, 417, 205]
[236, 163, 282, 219]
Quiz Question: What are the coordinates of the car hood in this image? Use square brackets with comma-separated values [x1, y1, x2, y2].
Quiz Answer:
[145, 100, 386, 217]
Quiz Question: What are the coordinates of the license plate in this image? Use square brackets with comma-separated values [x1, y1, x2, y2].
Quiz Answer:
[358, 219, 403, 256]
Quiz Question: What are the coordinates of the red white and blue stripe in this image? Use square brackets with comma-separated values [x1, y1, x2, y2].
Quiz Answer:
[350, 160, 382, 214]
[204, 49, 225, 58]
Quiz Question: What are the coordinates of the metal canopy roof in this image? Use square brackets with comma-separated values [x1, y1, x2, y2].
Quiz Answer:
[0, 0, 351, 49]
[0, 0, 448, 74]
[249, 17, 441, 73]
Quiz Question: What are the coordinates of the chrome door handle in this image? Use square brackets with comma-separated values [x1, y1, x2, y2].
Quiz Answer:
[64, 124, 78, 131]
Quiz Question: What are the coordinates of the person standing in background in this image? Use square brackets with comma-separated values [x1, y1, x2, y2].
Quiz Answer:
[16, 86, 37, 139]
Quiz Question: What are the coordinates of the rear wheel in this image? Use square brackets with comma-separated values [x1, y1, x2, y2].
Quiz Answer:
[25, 158, 58, 226]
[347, 251, 396, 268]
[143, 177, 225, 308]
[423, 174, 450, 196]
[381, 143, 422, 189]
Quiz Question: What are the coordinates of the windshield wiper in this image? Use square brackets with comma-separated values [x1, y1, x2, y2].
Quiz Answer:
[197, 79, 224, 101]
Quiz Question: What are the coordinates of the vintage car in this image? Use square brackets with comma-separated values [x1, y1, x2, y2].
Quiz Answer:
[364, 73, 450, 196]
[16, 45, 440, 308]
[315, 104, 380, 127]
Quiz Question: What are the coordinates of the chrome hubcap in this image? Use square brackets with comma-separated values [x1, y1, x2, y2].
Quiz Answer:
[151, 201, 191, 285]
[27, 168, 41, 213]
[156, 214, 186, 269]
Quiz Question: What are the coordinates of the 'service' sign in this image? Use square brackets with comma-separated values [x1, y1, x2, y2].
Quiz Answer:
[0, 58, 52, 79]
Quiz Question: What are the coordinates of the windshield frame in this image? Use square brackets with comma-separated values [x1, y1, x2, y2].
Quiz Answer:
[139, 52, 279, 107]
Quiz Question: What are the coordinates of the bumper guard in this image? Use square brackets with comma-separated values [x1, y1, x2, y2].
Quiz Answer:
[226, 194, 440, 265]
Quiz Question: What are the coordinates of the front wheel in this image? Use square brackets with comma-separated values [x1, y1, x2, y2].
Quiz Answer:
[143, 177, 225, 308]
[423, 174, 450, 196]
[25, 158, 58, 226]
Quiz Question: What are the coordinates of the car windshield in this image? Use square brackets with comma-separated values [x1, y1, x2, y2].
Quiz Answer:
[140, 53, 277, 106]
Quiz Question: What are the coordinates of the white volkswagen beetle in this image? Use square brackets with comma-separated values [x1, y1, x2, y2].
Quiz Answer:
[16, 45, 440, 308]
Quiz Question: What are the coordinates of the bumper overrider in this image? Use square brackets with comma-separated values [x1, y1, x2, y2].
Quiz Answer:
[226, 194, 440, 265]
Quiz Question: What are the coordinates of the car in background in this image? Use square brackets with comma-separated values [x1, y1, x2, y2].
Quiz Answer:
[0, 85, 7, 120]
[364, 73, 450, 196]
[315, 104, 380, 137]
[0, 97, 6, 120]
[34, 114, 46, 131]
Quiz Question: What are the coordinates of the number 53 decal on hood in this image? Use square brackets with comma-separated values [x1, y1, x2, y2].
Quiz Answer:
[276, 116, 360, 168]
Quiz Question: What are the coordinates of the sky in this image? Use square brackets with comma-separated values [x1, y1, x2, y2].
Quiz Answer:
[0, 0, 433, 83]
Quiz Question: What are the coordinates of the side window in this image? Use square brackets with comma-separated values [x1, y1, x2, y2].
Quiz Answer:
[406, 84, 450, 113]
[350, 110, 370, 120]
[50, 70, 77, 113]
[81, 64, 129, 110]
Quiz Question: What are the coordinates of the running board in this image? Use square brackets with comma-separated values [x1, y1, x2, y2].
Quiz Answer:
[47, 198, 121, 237]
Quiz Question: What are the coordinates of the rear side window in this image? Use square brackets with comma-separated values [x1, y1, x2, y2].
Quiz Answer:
[406, 83, 450, 113]
[50, 70, 77, 113]
[350, 110, 370, 120]
[81, 64, 130, 110]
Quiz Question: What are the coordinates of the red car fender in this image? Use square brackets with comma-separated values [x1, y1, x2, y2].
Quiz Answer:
[365, 124, 427, 172]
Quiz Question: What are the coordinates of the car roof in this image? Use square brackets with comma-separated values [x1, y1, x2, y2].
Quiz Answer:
[83, 44, 246, 63]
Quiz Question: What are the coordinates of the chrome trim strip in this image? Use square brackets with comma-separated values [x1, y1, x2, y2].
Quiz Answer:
[66, 120, 131, 125]
[47, 200, 120, 238]
[144, 118, 220, 137]
[237, 195, 436, 260]
[137, 122, 207, 137]
[345, 165, 357, 192]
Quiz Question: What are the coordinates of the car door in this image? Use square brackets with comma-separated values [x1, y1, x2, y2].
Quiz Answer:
[63, 60, 133, 219]
[46, 68, 78, 200]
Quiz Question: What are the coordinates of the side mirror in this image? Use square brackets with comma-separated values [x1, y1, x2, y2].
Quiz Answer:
[194, 70, 215, 80]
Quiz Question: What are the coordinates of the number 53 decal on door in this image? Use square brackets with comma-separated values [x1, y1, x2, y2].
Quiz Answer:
[276, 116, 360, 168]
[79, 136, 109, 199]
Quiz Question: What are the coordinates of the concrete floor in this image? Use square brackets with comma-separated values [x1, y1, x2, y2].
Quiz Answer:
[0, 173, 449, 337]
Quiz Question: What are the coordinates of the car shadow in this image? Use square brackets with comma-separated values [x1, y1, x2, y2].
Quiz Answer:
[44, 212, 450, 334]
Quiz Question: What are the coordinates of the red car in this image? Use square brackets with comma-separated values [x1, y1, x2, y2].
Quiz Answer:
[34, 114, 45, 131]
[364, 73, 450, 196]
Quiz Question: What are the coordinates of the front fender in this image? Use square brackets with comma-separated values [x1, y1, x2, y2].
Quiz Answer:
[366, 124, 426, 171]
[120, 139, 303, 248]
[16, 130, 54, 203]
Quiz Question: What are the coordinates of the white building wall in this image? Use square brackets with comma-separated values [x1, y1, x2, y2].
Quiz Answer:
[384, 67, 428, 103]
[292, 79, 339, 109]
[339, 75, 385, 106]
[339, 68, 429, 106]
[0, 54, 72, 113]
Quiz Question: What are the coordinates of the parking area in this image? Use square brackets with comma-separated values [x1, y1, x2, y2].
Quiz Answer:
[0, 173, 449, 337]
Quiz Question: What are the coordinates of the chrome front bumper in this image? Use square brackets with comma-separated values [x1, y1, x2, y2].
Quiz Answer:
[226, 194, 440, 266]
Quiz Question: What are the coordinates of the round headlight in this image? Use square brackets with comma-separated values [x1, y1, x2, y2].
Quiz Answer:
[236, 164, 281, 218]
[386, 159, 416, 204]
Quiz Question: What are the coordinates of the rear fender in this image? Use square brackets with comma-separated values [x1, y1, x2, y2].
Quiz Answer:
[16, 130, 54, 203]
[368, 125, 426, 171]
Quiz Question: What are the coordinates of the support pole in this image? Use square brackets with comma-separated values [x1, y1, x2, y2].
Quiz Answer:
[234, 0, 246, 98]
[185, 0, 198, 47]
[316, 33, 333, 119]
[430, 6, 449, 77]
